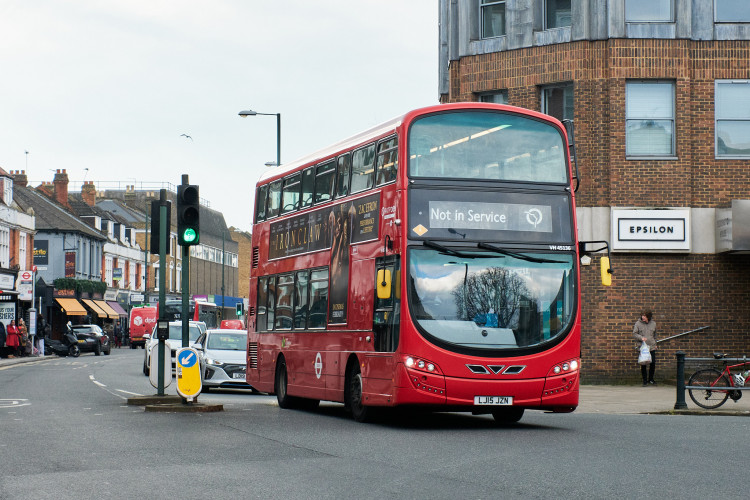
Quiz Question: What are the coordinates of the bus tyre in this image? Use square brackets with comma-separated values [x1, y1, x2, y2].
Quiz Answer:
[492, 407, 524, 424]
[275, 357, 299, 409]
[346, 362, 371, 422]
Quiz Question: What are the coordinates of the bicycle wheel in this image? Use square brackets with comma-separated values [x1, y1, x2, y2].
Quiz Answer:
[688, 369, 730, 409]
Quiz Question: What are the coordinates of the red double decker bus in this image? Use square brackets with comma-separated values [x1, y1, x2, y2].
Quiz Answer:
[246, 102, 610, 423]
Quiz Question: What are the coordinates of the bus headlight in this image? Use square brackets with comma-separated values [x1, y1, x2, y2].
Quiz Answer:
[403, 355, 440, 374]
[548, 358, 580, 377]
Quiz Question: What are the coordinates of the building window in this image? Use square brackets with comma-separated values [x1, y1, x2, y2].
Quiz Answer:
[0, 226, 9, 268]
[105, 256, 113, 286]
[626, 81, 675, 157]
[481, 0, 506, 38]
[625, 0, 673, 22]
[716, 80, 750, 157]
[715, 0, 750, 23]
[3, 177, 12, 206]
[19, 233, 27, 269]
[541, 84, 574, 122]
[478, 91, 508, 104]
[545, 0, 571, 29]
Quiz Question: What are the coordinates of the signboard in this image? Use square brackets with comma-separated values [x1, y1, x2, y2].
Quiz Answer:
[175, 347, 202, 401]
[113, 268, 123, 281]
[0, 302, 16, 327]
[0, 273, 15, 290]
[65, 252, 76, 278]
[17, 270, 33, 301]
[33, 240, 48, 267]
[611, 209, 690, 252]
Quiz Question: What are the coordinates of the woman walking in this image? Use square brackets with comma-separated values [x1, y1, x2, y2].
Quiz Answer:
[633, 309, 657, 386]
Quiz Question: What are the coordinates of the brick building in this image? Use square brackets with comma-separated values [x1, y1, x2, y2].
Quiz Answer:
[439, 0, 750, 382]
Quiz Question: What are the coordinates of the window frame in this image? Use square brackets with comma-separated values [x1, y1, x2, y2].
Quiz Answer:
[625, 80, 676, 158]
[714, 0, 750, 23]
[544, 0, 572, 30]
[314, 160, 336, 205]
[350, 142, 376, 194]
[477, 90, 508, 104]
[335, 153, 351, 199]
[266, 179, 282, 219]
[715, 79, 750, 159]
[540, 83, 574, 122]
[480, 0, 506, 39]
[625, 0, 674, 23]
[301, 167, 315, 209]
[280, 173, 301, 215]
[256, 267, 330, 332]
[375, 135, 399, 187]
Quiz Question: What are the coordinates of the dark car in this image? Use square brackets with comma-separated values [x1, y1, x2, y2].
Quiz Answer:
[71, 324, 111, 356]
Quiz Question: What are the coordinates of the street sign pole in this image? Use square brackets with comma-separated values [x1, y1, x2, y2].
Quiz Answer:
[157, 189, 169, 397]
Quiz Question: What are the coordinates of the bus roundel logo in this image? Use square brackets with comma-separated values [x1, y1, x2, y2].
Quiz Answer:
[315, 353, 323, 379]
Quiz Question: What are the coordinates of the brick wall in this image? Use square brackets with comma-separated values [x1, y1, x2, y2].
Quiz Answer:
[446, 38, 750, 382]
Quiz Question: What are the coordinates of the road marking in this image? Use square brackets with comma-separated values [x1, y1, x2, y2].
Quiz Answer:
[93, 381, 106, 388]
[0, 399, 30, 409]
[116, 389, 143, 396]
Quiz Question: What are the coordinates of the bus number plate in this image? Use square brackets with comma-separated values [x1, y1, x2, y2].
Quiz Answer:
[474, 396, 513, 406]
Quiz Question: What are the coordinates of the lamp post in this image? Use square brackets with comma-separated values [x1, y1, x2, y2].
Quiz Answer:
[238, 109, 281, 167]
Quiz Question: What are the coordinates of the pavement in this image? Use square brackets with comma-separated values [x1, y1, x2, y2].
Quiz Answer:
[2, 355, 749, 416]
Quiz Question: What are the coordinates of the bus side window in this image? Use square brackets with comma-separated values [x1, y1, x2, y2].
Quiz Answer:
[266, 276, 277, 331]
[275, 274, 294, 330]
[314, 161, 335, 204]
[257, 277, 268, 331]
[301, 167, 315, 208]
[308, 268, 329, 329]
[267, 180, 282, 218]
[255, 184, 268, 223]
[376, 136, 398, 186]
[351, 143, 375, 194]
[335, 153, 351, 199]
[294, 270, 309, 329]
[281, 173, 301, 214]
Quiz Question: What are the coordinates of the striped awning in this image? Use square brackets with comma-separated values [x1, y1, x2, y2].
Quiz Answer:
[93, 300, 119, 320]
[82, 299, 108, 318]
[55, 298, 87, 316]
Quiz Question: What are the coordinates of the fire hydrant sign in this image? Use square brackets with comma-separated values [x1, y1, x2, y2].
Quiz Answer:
[176, 347, 202, 401]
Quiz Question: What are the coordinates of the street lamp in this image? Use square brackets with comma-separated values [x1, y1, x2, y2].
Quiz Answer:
[238, 109, 281, 167]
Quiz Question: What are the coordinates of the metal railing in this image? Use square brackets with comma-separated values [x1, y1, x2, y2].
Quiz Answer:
[674, 352, 750, 409]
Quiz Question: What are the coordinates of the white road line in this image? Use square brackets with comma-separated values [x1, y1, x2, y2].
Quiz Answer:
[116, 389, 143, 396]
[93, 381, 106, 388]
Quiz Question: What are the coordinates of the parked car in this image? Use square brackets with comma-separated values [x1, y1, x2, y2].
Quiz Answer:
[71, 324, 111, 356]
[193, 329, 252, 391]
[142, 321, 204, 376]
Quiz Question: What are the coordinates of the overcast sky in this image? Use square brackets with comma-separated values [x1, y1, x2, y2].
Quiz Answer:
[0, 1, 438, 230]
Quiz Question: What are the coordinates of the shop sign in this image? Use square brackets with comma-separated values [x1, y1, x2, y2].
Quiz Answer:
[65, 252, 76, 278]
[113, 268, 123, 281]
[0, 302, 16, 326]
[611, 209, 690, 252]
[33, 240, 48, 266]
[0, 273, 15, 290]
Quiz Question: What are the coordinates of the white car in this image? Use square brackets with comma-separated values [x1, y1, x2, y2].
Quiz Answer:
[193, 329, 253, 391]
[142, 321, 205, 376]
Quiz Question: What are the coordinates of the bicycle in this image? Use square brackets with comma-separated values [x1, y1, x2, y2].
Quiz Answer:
[688, 353, 750, 409]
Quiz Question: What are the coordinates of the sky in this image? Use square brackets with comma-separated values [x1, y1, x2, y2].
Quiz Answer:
[0, 1, 439, 231]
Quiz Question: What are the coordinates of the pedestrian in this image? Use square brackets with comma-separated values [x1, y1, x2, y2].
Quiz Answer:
[633, 308, 657, 386]
[6, 319, 21, 358]
[0, 321, 6, 358]
[18, 318, 31, 357]
[114, 323, 121, 348]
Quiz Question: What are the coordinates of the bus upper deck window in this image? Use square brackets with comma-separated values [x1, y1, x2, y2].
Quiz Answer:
[301, 168, 314, 208]
[376, 137, 398, 186]
[267, 180, 282, 219]
[335, 154, 351, 198]
[281, 173, 301, 214]
[255, 184, 268, 222]
[350, 143, 376, 194]
[315, 161, 335, 204]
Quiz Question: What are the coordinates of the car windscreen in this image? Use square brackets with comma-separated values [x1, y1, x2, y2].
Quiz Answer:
[168, 325, 201, 341]
[207, 333, 246, 350]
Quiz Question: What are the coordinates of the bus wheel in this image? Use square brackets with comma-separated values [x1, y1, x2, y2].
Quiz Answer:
[492, 408, 524, 424]
[275, 357, 298, 409]
[346, 363, 371, 422]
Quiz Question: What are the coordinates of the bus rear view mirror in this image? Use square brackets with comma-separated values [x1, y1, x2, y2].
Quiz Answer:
[600, 256, 612, 287]
[377, 269, 392, 300]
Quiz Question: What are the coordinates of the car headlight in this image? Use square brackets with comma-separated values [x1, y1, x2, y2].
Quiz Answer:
[206, 358, 223, 366]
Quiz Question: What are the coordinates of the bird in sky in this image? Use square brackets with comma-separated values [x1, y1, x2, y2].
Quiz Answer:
[180, 134, 193, 141]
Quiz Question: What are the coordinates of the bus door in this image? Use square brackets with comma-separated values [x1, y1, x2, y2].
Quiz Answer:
[373, 256, 400, 352]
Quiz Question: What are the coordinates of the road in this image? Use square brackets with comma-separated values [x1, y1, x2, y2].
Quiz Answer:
[1, 349, 747, 499]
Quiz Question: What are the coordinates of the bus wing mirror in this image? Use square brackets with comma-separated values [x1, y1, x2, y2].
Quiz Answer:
[600, 256, 612, 287]
[377, 269, 392, 300]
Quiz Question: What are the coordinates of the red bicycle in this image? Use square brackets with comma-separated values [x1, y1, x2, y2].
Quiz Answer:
[688, 354, 750, 409]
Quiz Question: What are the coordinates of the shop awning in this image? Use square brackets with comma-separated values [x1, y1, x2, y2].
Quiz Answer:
[93, 300, 120, 319]
[55, 298, 87, 316]
[106, 301, 128, 317]
[82, 299, 108, 319]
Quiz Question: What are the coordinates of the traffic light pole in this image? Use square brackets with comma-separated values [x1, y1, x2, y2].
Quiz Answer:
[157, 189, 168, 396]
[182, 244, 189, 348]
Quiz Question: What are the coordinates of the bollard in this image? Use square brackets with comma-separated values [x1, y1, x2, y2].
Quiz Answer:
[674, 351, 687, 410]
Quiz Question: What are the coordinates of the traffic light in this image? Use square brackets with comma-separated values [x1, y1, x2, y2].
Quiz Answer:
[236, 302, 244, 317]
[177, 184, 200, 246]
[150, 200, 171, 255]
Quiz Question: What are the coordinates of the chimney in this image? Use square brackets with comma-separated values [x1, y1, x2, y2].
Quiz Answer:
[124, 185, 137, 207]
[81, 181, 96, 206]
[11, 170, 28, 188]
[53, 169, 69, 207]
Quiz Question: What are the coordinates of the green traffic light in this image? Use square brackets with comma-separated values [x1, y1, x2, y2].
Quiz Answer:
[183, 228, 197, 243]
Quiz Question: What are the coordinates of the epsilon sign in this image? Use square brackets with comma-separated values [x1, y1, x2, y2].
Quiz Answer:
[176, 347, 202, 401]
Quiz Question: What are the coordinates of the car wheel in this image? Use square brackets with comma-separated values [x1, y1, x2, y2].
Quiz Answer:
[143, 357, 150, 376]
[95, 343, 101, 356]
[104, 346, 111, 355]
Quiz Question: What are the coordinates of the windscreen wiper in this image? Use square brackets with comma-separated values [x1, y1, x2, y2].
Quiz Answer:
[423, 240, 477, 258]
[477, 242, 565, 264]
